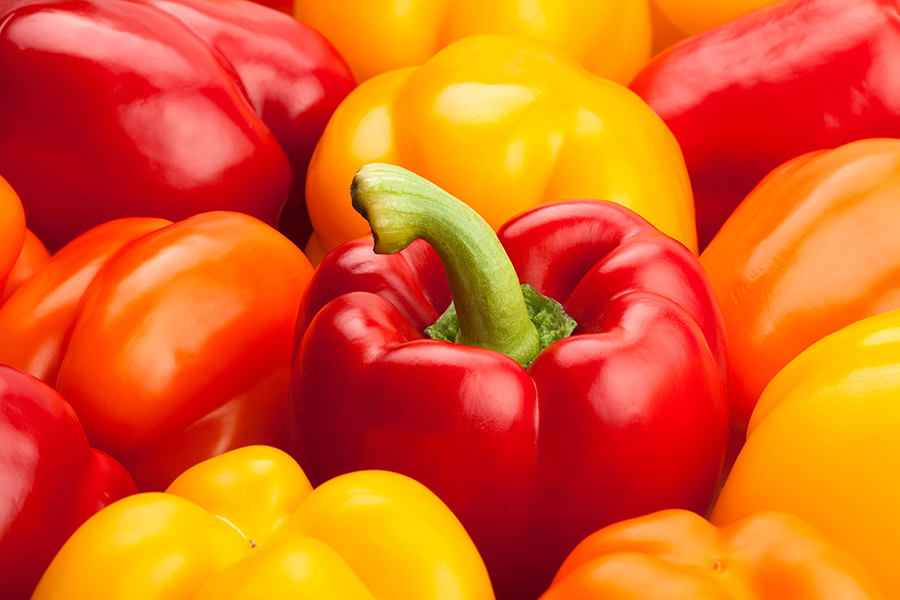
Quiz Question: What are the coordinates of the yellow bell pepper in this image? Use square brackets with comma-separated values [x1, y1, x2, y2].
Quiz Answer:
[304, 34, 695, 264]
[295, 0, 651, 85]
[32, 446, 495, 600]
[711, 310, 900, 599]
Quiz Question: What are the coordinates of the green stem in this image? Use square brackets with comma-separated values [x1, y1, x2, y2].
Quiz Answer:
[351, 163, 541, 367]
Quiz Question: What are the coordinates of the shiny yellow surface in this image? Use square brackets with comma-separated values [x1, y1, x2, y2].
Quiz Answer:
[295, 0, 651, 85]
[193, 537, 376, 600]
[305, 35, 695, 263]
[267, 470, 495, 600]
[32, 446, 495, 600]
[165, 446, 313, 546]
[652, 0, 779, 37]
[712, 310, 900, 599]
[32, 493, 249, 600]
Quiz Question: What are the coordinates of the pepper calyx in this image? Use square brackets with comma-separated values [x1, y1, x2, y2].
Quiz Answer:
[426, 284, 577, 367]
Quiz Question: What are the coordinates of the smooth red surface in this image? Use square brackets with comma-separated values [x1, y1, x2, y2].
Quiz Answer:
[290, 200, 728, 600]
[630, 0, 900, 249]
[132, 0, 355, 247]
[0, 0, 353, 251]
[0, 364, 136, 600]
[293, 237, 452, 360]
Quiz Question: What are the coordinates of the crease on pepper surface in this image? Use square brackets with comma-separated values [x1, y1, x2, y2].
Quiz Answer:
[32, 445, 496, 600]
[291, 164, 726, 599]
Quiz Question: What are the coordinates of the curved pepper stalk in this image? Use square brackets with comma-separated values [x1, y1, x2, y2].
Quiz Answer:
[351, 163, 578, 367]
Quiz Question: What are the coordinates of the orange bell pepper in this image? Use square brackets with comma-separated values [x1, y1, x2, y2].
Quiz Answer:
[295, 0, 651, 85]
[33, 445, 495, 600]
[1, 228, 50, 304]
[0, 218, 171, 386]
[304, 35, 695, 264]
[0, 213, 313, 490]
[652, 0, 780, 38]
[699, 138, 900, 438]
[0, 174, 25, 292]
[712, 309, 900, 600]
[541, 509, 883, 599]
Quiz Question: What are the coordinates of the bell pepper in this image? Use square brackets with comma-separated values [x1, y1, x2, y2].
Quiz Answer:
[0, 217, 171, 386]
[1, 227, 50, 304]
[291, 165, 728, 599]
[541, 509, 883, 599]
[712, 309, 900, 600]
[32, 445, 495, 600]
[699, 138, 900, 441]
[630, 0, 900, 249]
[652, 0, 780, 38]
[295, 0, 651, 85]
[303, 34, 696, 265]
[0, 174, 26, 293]
[0, 212, 314, 490]
[129, 0, 356, 247]
[0, 364, 137, 600]
[0, 0, 354, 251]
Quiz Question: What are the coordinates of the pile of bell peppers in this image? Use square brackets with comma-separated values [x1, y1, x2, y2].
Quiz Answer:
[2, 0, 900, 598]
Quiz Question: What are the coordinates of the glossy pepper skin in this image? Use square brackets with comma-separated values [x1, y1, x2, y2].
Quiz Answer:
[291, 166, 727, 599]
[1, 228, 50, 304]
[0, 174, 47, 306]
[713, 310, 900, 600]
[296, 0, 651, 85]
[0, 174, 26, 293]
[131, 0, 356, 246]
[33, 445, 495, 600]
[541, 509, 883, 600]
[303, 34, 696, 264]
[0, 0, 353, 251]
[0, 364, 137, 600]
[0, 212, 314, 491]
[630, 0, 900, 249]
[700, 138, 900, 438]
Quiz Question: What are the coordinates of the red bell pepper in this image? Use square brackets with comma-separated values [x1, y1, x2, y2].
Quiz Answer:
[0, 0, 353, 251]
[630, 0, 900, 249]
[0, 364, 137, 600]
[290, 164, 728, 599]
[131, 0, 356, 246]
